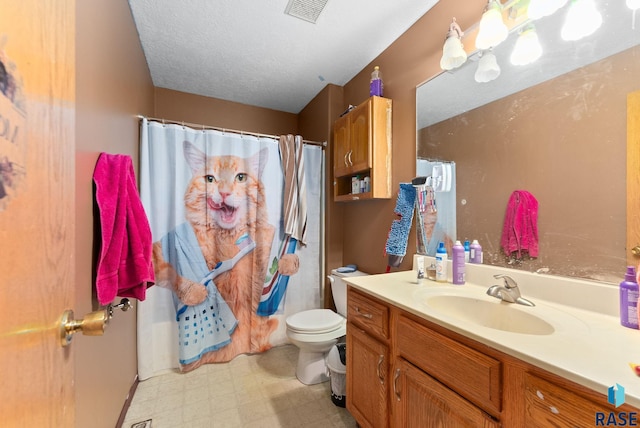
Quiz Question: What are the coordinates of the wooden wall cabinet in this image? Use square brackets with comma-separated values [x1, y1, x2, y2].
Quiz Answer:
[346, 286, 638, 427]
[333, 96, 392, 202]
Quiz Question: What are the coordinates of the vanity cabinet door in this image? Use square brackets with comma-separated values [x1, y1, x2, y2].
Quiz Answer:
[346, 323, 389, 428]
[393, 358, 500, 428]
[524, 373, 614, 427]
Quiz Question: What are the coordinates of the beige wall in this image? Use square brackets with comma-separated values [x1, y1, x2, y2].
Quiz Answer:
[75, 1, 154, 427]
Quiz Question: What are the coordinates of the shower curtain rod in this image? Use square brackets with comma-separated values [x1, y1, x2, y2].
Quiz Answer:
[137, 115, 326, 148]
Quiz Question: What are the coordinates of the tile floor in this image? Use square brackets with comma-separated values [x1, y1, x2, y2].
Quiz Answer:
[122, 344, 357, 428]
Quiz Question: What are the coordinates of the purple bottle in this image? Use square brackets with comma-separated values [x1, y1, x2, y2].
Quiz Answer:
[620, 266, 639, 329]
[469, 239, 483, 264]
[452, 240, 465, 285]
[369, 66, 383, 97]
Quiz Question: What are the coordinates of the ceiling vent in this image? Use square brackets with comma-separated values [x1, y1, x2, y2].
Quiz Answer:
[284, 0, 329, 24]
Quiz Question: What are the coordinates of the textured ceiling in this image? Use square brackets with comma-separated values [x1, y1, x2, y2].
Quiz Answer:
[128, 0, 440, 114]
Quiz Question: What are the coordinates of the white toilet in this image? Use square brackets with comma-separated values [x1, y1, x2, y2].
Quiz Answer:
[286, 268, 368, 385]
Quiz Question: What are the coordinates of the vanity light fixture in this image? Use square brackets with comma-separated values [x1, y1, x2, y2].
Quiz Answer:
[440, 18, 468, 71]
[475, 0, 509, 50]
[510, 23, 543, 66]
[474, 50, 501, 83]
[561, 0, 602, 41]
[527, 0, 568, 20]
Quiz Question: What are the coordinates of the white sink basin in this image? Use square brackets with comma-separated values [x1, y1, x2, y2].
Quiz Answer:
[425, 295, 555, 335]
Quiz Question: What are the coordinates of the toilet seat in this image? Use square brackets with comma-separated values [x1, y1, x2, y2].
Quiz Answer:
[286, 309, 344, 334]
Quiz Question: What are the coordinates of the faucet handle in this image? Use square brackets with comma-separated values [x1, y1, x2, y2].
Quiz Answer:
[493, 274, 518, 289]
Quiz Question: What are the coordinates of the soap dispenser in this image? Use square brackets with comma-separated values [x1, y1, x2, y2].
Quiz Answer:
[620, 266, 639, 329]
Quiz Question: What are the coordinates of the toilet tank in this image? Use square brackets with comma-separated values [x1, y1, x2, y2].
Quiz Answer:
[329, 268, 368, 317]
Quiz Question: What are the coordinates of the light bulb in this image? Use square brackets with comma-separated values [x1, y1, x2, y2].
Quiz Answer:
[440, 18, 468, 71]
[527, 0, 568, 20]
[475, 0, 508, 50]
[627, 0, 640, 10]
[474, 51, 501, 83]
[510, 25, 543, 66]
[561, 0, 602, 41]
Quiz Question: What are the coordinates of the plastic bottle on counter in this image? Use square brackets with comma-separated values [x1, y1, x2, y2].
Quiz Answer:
[452, 240, 465, 285]
[464, 240, 471, 263]
[620, 266, 639, 329]
[370, 66, 383, 97]
[363, 176, 371, 193]
[470, 239, 483, 264]
[435, 242, 448, 283]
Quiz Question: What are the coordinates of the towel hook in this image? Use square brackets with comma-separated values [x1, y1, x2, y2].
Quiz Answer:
[107, 298, 132, 318]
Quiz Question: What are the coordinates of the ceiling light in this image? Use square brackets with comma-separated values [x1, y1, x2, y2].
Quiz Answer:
[561, 0, 602, 41]
[510, 24, 543, 66]
[440, 18, 468, 71]
[474, 51, 501, 83]
[527, 0, 568, 20]
[475, 0, 509, 50]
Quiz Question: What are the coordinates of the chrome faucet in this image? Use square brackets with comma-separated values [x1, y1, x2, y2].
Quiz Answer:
[486, 274, 535, 306]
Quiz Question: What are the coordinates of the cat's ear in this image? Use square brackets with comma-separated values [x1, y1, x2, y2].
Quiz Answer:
[250, 148, 269, 178]
[183, 141, 206, 173]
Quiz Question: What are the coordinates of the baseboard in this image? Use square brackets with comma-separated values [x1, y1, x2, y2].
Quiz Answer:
[115, 374, 139, 428]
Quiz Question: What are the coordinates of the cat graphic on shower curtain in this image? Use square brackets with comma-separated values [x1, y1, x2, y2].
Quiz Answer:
[152, 141, 299, 371]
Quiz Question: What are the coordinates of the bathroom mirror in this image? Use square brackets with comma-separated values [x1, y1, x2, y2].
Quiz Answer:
[416, 1, 640, 282]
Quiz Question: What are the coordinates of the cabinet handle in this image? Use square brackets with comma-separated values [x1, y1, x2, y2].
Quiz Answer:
[343, 152, 349, 167]
[377, 355, 385, 384]
[347, 150, 353, 166]
[355, 307, 373, 319]
[393, 368, 401, 401]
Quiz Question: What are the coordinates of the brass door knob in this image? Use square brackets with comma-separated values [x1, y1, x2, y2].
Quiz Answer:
[59, 309, 109, 347]
[632, 246, 640, 257]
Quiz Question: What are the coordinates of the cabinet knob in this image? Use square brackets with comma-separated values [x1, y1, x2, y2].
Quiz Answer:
[632, 246, 640, 256]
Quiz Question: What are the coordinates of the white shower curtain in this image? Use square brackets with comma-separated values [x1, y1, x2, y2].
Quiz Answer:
[137, 119, 323, 379]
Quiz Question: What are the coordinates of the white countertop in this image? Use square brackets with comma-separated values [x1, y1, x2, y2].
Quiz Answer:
[344, 263, 640, 409]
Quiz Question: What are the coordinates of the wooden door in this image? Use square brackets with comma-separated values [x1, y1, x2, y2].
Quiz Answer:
[627, 90, 640, 267]
[393, 359, 500, 428]
[0, 1, 76, 426]
[349, 99, 372, 173]
[346, 324, 388, 428]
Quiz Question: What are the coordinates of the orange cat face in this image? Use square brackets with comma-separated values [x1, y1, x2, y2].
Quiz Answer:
[183, 141, 267, 230]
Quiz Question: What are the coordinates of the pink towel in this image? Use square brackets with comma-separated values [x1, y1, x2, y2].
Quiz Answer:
[500, 190, 539, 260]
[93, 153, 154, 305]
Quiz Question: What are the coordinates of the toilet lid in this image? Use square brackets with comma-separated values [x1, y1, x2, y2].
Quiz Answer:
[286, 309, 344, 333]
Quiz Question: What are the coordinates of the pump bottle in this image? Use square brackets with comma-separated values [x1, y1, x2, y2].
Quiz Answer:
[370, 66, 383, 97]
[620, 266, 639, 329]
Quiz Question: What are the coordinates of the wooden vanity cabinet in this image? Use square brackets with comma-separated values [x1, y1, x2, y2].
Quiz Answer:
[346, 288, 390, 427]
[346, 286, 639, 427]
[333, 96, 392, 201]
